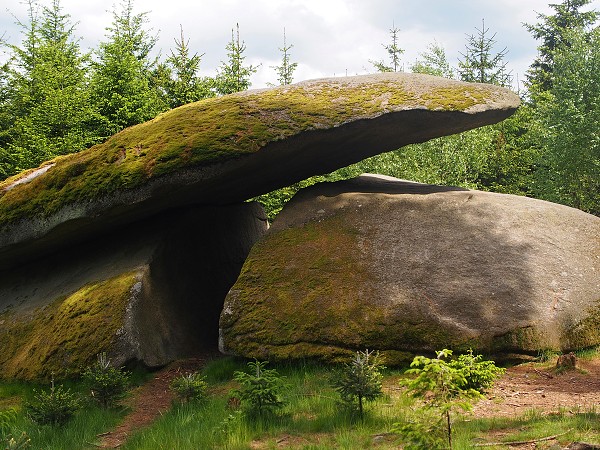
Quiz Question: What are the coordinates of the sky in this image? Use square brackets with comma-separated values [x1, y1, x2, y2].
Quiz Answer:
[1, 0, 599, 90]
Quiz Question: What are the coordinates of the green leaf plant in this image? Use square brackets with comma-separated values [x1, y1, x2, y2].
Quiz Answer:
[396, 349, 503, 449]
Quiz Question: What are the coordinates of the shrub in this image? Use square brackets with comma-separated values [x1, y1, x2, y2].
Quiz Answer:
[449, 349, 505, 392]
[397, 349, 504, 449]
[331, 349, 385, 420]
[25, 379, 80, 426]
[232, 360, 286, 417]
[82, 353, 130, 408]
[394, 410, 447, 450]
[170, 372, 208, 403]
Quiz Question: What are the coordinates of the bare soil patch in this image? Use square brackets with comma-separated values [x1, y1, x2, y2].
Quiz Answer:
[473, 357, 600, 418]
[98, 355, 215, 448]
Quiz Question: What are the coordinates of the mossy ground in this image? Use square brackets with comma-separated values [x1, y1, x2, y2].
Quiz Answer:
[0, 272, 138, 381]
[0, 76, 506, 226]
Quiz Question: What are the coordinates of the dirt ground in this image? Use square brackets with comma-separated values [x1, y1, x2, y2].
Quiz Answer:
[96, 355, 600, 448]
[98, 357, 210, 448]
[473, 357, 600, 419]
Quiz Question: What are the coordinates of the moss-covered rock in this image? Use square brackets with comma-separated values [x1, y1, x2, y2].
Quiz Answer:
[0, 272, 140, 380]
[219, 175, 600, 363]
[0, 203, 267, 380]
[0, 73, 519, 270]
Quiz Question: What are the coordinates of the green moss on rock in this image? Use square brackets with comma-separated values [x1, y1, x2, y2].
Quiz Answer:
[221, 175, 600, 362]
[0, 271, 138, 381]
[488, 326, 546, 354]
[561, 300, 600, 350]
[221, 209, 483, 363]
[0, 75, 515, 227]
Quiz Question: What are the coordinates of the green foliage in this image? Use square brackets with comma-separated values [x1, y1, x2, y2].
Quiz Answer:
[448, 349, 505, 392]
[0, 0, 101, 181]
[531, 27, 600, 215]
[90, 0, 167, 136]
[2, 432, 31, 449]
[398, 349, 503, 449]
[169, 372, 208, 403]
[525, 0, 598, 92]
[393, 408, 447, 450]
[331, 350, 385, 420]
[216, 23, 259, 95]
[82, 353, 130, 408]
[232, 360, 286, 417]
[0, 408, 16, 436]
[24, 379, 80, 426]
[370, 24, 404, 72]
[0, 410, 27, 450]
[0, 380, 126, 449]
[458, 19, 512, 87]
[411, 41, 455, 79]
[158, 26, 215, 108]
[402, 349, 481, 411]
[271, 28, 298, 86]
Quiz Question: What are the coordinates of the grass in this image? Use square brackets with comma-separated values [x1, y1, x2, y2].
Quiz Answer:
[122, 358, 411, 450]
[0, 365, 152, 449]
[7, 406, 125, 449]
[454, 409, 600, 449]
[1, 398, 126, 449]
[3, 354, 600, 449]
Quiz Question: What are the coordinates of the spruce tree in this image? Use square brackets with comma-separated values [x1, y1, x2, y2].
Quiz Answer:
[370, 24, 404, 73]
[160, 25, 215, 108]
[0, 0, 98, 180]
[90, 0, 167, 136]
[215, 23, 259, 95]
[458, 19, 512, 87]
[271, 28, 297, 85]
[525, 0, 598, 92]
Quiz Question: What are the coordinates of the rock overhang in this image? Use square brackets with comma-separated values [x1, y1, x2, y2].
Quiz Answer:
[0, 73, 520, 270]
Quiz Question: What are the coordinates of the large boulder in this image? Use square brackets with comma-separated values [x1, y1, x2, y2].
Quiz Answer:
[0, 203, 267, 380]
[0, 73, 519, 270]
[219, 175, 600, 363]
[0, 73, 520, 379]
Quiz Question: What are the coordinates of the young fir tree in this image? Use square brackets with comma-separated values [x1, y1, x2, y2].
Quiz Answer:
[271, 28, 297, 85]
[370, 24, 404, 72]
[216, 23, 259, 95]
[90, 0, 167, 136]
[159, 25, 214, 108]
[410, 40, 455, 79]
[458, 19, 512, 87]
[525, 0, 598, 93]
[0, 0, 98, 180]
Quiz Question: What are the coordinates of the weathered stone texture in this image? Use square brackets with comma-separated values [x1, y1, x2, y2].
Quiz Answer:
[0, 203, 267, 379]
[220, 175, 600, 363]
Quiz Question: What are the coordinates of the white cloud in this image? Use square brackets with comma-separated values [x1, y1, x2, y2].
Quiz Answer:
[1, 0, 599, 89]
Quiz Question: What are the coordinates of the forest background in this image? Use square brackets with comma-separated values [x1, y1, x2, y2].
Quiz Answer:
[0, 0, 598, 218]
